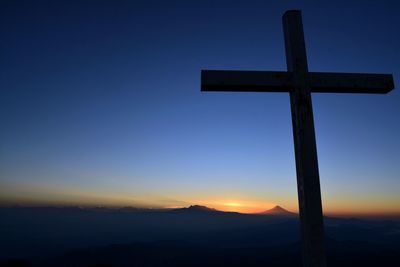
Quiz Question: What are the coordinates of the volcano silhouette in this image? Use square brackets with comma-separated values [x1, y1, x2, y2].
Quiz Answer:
[259, 205, 296, 216]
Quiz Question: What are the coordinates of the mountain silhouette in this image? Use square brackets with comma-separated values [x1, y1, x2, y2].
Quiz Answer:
[259, 205, 296, 216]
[172, 205, 220, 213]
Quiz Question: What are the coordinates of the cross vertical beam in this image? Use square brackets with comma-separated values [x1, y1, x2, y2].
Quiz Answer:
[283, 11, 326, 267]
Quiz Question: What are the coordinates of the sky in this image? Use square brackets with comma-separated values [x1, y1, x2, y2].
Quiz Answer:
[0, 0, 399, 215]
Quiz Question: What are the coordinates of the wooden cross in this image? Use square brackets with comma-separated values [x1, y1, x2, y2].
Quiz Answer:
[200, 10, 394, 267]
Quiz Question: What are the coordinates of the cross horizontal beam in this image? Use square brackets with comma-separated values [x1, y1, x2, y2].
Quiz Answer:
[309, 72, 394, 94]
[201, 70, 394, 94]
[201, 70, 292, 92]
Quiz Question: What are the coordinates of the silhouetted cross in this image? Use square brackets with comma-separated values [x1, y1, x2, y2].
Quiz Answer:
[200, 10, 394, 267]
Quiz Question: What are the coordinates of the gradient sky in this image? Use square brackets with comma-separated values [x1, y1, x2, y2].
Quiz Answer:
[1, 0, 399, 215]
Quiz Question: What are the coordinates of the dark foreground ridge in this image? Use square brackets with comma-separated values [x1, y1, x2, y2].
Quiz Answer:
[0, 206, 399, 267]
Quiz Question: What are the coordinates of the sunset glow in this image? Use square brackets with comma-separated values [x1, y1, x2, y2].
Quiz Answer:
[225, 202, 243, 207]
[209, 200, 276, 213]
[1, 181, 400, 217]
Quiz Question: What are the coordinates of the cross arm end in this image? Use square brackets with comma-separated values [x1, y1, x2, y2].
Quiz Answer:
[310, 72, 395, 94]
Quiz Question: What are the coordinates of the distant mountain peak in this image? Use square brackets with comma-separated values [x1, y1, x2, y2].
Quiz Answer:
[270, 205, 286, 211]
[173, 205, 219, 213]
[188, 205, 212, 210]
[260, 205, 295, 216]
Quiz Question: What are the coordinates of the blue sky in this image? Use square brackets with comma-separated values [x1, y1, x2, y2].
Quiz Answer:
[0, 0, 399, 214]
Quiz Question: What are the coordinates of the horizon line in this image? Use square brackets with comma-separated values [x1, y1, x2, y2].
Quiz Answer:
[1, 202, 400, 219]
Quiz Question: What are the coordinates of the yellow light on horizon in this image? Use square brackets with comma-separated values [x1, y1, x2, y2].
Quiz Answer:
[224, 202, 244, 207]
[204, 199, 276, 214]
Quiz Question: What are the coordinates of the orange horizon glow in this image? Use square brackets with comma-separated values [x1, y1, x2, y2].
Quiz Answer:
[208, 200, 276, 214]
[1, 183, 399, 217]
[1, 196, 400, 218]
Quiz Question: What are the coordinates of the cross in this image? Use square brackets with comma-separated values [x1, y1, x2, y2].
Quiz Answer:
[200, 10, 394, 267]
